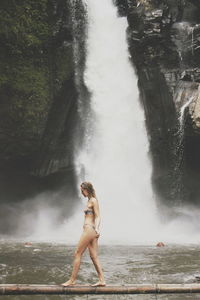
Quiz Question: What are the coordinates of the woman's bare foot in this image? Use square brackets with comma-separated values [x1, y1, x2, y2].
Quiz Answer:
[61, 279, 76, 286]
[91, 281, 106, 287]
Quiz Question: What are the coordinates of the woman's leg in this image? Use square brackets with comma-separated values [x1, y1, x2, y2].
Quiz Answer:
[88, 237, 106, 286]
[61, 227, 96, 286]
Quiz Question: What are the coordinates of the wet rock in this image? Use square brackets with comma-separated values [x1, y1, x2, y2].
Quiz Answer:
[117, 0, 200, 203]
[0, 0, 88, 204]
[194, 276, 200, 282]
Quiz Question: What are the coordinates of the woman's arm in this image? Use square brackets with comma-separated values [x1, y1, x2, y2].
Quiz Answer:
[92, 198, 101, 233]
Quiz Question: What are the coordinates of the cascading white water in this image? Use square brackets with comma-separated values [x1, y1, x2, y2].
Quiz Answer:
[74, 0, 159, 244]
[72, 0, 200, 245]
[23, 0, 200, 245]
[179, 96, 194, 133]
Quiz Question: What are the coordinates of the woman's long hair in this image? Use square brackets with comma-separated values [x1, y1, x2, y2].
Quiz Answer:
[81, 182, 97, 199]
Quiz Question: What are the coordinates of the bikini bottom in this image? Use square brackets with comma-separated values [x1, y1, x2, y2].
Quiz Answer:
[83, 223, 95, 231]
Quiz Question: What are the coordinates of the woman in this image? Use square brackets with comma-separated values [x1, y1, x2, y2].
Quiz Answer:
[61, 181, 106, 287]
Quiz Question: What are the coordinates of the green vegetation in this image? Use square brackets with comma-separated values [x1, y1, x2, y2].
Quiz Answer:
[0, 0, 73, 160]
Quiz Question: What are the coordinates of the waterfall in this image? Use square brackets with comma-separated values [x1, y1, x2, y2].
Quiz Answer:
[172, 22, 196, 69]
[26, 0, 200, 245]
[179, 96, 194, 133]
[173, 93, 194, 202]
[172, 80, 199, 201]
[74, 0, 159, 244]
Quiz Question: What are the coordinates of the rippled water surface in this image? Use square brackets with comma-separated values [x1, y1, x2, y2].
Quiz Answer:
[1, 241, 200, 299]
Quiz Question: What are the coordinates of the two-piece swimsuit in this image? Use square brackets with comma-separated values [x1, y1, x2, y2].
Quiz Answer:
[83, 208, 96, 231]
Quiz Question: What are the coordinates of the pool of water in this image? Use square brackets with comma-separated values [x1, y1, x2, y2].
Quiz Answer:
[1, 241, 200, 299]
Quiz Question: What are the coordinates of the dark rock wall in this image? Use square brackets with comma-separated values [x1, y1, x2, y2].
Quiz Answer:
[31, 0, 89, 179]
[0, 0, 88, 234]
[116, 0, 200, 204]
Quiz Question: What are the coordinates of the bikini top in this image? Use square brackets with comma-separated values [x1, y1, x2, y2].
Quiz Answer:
[84, 207, 94, 215]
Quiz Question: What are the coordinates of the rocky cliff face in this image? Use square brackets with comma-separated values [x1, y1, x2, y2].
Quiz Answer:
[0, 0, 88, 231]
[116, 0, 200, 204]
[32, 0, 89, 180]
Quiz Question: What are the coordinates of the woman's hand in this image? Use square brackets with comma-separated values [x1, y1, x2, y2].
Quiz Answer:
[95, 229, 100, 238]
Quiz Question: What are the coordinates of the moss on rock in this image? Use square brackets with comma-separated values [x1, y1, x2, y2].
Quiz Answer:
[0, 0, 74, 162]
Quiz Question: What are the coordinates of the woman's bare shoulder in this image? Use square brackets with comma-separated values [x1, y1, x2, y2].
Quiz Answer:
[90, 197, 98, 203]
